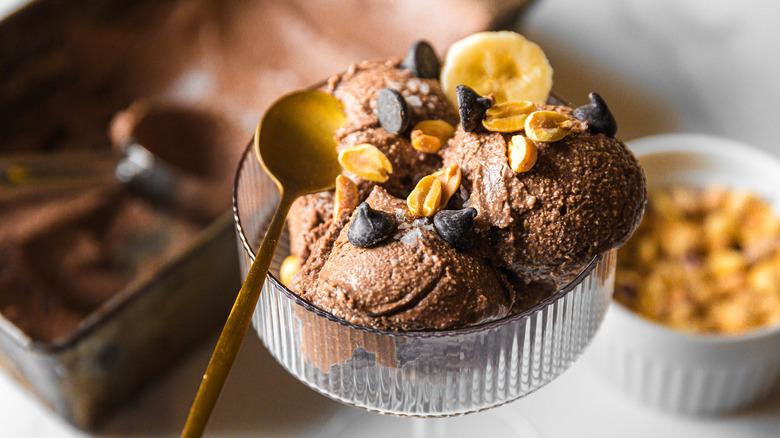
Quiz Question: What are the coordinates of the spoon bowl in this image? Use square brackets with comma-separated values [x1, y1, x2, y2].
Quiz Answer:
[182, 90, 344, 437]
[255, 89, 345, 196]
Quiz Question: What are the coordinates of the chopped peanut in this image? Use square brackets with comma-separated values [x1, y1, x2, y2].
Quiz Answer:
[524, 110, 573, 142]
[407, 175, 442, 217]
[338, 143, 393, 182]
[482, 101, 535, 133]
[280, 255, 303, 287]
[616, 185, 780, 335]
[333, 175, 359, 220]
[411, 120, 455, 153]
[507, 135, 538, 173]
[432, 165, 461, 209]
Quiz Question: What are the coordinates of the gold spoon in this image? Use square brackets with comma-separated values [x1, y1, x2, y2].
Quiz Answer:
[182, 90, 345, 437]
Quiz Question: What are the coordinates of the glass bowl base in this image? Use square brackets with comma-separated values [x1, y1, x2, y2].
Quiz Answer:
[322, 406, 542, 438]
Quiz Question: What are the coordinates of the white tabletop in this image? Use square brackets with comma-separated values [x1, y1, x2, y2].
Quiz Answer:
[2, 0, 780, 436]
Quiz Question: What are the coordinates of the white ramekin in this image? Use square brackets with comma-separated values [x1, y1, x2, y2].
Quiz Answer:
[589, 133, 780, 415]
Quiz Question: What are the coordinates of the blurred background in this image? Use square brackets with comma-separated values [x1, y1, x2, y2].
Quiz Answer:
[0, 0, 778, 437]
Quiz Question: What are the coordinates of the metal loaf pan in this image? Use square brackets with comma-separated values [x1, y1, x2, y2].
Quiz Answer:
[0, 0, 239, 429]
[0, 214, 239, 429]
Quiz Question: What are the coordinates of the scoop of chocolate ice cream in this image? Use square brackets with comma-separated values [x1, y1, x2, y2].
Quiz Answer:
[292, 186, 513, 330]
[287, 191, 334, 261]
[289, 55, 459, 261]
[441, 104, 646, 284]
[326, 58, 458, 198]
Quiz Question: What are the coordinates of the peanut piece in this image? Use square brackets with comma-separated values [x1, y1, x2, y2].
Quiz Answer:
[279, 255, 302, 287]
[411, 120, 455, 154]
[432, 165, 461, 209]
[481, 101, 535, 133]
[524, 110, 573, 142]
[507, 135, 537, 172]
[333, 175, 359, 221]
[407, 175, 442, 217]
[338, 143, 393, 182]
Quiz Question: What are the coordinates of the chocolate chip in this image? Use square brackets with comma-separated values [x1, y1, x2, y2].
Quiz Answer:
[400, 40, 440, 79]
[572, 92, 617, 137]
[348, 202, 397, 248]
[375, 88, 410, 135]
[456, 85, 492, 132]
[433, 207, 477, 251]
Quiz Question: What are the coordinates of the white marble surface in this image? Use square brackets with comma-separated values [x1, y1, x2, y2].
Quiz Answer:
[523, 0, 780, 155]
[2, 0, 780, 436]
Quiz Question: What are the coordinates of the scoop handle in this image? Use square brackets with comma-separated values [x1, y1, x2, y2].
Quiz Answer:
[0, 150, 119, 204]
[181, 190, 294, 437]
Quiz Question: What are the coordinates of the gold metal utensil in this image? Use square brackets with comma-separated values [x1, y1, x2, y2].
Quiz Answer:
[182, 90, 345, 437]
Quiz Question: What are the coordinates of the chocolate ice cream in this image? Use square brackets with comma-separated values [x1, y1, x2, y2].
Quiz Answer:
[441, 102, 646, 284]
[0, 186, 200, 341]
[282, 36, 646, 331]
[287, 55, 458, 261]
[294, 186, 513, 330]
[326, 58, 458, 198]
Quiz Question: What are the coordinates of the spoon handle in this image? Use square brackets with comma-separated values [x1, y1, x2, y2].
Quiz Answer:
[182, 190, 294, 438]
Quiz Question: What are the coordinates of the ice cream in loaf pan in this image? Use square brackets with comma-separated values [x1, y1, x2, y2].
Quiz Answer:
[283, 32, 646, 330]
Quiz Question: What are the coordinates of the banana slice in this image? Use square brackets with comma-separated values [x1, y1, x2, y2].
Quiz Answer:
[441, 31, 553, 106]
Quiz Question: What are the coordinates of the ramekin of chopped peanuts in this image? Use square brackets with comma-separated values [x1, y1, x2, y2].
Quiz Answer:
[588, 133, 780, 415]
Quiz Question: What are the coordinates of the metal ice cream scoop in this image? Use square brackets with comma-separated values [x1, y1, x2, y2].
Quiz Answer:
[182, 90, 345, 437]
[0, 144, 180, 204]
[0, 103, 239, 221]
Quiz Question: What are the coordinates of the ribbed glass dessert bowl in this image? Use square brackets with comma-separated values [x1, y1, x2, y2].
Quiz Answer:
[233, 142, 616, 418]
